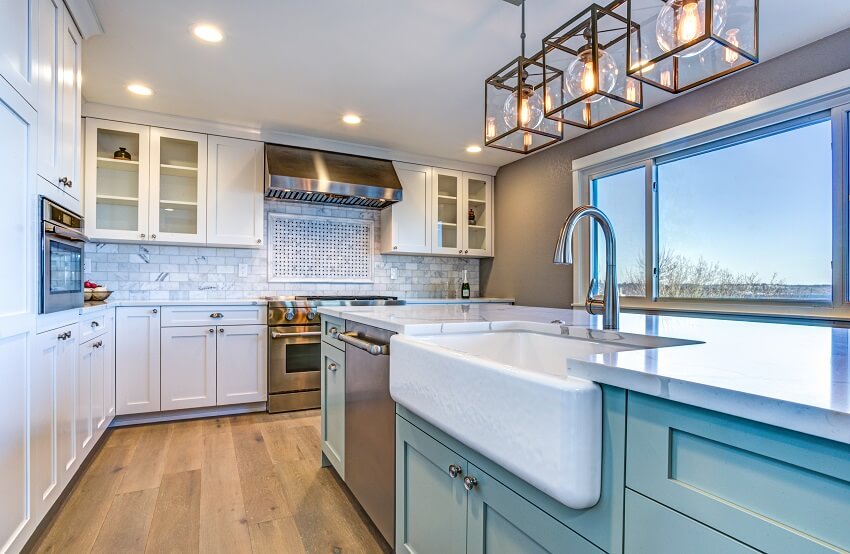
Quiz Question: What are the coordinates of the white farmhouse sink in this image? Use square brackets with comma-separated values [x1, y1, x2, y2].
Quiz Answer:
[390, 329, 659, 509]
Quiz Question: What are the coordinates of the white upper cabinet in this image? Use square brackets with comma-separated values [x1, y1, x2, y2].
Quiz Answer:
[381, 163, 494, 258]
[207, 136, 264, 247]
[462, 172, 493, 257]
[150, 128, 208, 244]
[381, 163, 432, 255]
[84, 119, 151, 241]
[36, 0, 81, 211]
[0, 0, 37, 105]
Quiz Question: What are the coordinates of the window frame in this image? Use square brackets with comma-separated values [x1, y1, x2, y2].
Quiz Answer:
[574, 93, 850, 321]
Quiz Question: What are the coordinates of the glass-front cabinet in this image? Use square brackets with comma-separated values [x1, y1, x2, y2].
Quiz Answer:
[85, 119, 207, 244]
[84, 120, 150, 241]
[150, 128, 207, 243]
[432, 169, 493, 257]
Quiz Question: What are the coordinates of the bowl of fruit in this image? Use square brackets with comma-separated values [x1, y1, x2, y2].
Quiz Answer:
[85, 280, 112, 302]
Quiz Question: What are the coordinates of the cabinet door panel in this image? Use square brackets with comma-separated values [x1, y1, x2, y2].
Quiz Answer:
[382, 163, 431, 254]
[396, 416, 467, 554]
[467, 463, 602, 554]
[116, 307, 161, 414]
[207, 136, 263, 247]
[216, 324, 267, 405]
[31, 330, 63, 520]
[321, 343, 345, 476]
[103, 311, 116, 422]
[462, 173, 493, 257]
[432, 168, 464, 255]
[150, 128, 207, 244]
[77, 342, 94, 455]
[58, 8, 81, 203]
[36, 0, 61, 186]
[56, 326, 78, 483]
[0, 0, 37, 104]
[91, 339, 106, 436]
[161, 326, 217, 410]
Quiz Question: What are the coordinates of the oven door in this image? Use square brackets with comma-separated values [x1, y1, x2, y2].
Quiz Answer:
[41, 225, 85, 314]
[268, 324, 322, 393]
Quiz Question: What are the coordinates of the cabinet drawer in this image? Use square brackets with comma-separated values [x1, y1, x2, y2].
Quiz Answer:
[161, 305, 266, 327]
[79, 312, 106, 342]
[624, 490, 757, 554]
[321, 315, 346, 350]
[627, 393, 850, 553]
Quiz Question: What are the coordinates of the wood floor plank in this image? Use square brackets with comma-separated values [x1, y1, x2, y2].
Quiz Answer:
[249, 517, 306, 554]
[230, 418, 293, 524]
[262, 422, 320, 464]
[119, 423, 173, 493]
[91, 488, 158, 554]
[163, 419, 204, 474]
[199, 419, 253, 554]
[145, 470, 202, 553]
[31, 444, 136, 553]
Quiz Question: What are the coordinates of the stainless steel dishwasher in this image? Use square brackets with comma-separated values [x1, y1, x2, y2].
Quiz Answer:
[337, 321, 395, 549]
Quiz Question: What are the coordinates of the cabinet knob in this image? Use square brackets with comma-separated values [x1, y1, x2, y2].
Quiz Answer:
[328, 327, 338, 338]
[151, 234, 157, 240]
[463, 475, 478, 491]
[209, 328, 214, 333]
[393, 246, 398, 250]
[140, 233, 146, 238]
[59, 177, 71, 187]
[152, 309, 158, 314]
[458, 250, 462, 254]
[91, 321, 99, 327]
[210, 312, 224, 319]
[327, 362, 338, 372]
[448, 464, 463, 478]
[464, 250, 468, 254]
[257, 239, 262, 244]
[219, 328, 224, 333]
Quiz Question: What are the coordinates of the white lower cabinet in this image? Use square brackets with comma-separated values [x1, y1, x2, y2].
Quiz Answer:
[76, 339, 94, 459]
[161, 326, 217, 410]
[116, 307, 161, 415]
[216, 324, 267, 405]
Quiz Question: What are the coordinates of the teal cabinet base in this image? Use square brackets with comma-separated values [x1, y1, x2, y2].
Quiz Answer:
[320, 342, 345, 478]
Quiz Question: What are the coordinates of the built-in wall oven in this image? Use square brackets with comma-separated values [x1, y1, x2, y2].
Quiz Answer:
[266, 296, 404, 413]
[40, 198, 86, 314]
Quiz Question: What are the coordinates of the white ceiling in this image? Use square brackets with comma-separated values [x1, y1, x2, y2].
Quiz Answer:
[82, 0, 850, 168]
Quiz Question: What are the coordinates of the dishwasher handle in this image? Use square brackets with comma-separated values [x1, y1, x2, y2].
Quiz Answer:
[338, 331, 390, 356]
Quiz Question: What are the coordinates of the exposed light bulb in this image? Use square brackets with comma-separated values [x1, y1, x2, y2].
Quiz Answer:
[677, 2, 700, 43]
[523, 132, 533, 149]
[503, 86, 544, 129]
[724, 28, 741, 64]
[660, 70, 672, 88]
[580, 61, 596, 94]
[520, 97, 531, 125]
[485, 117, 496, 140]
[626, 80, 638, 103]
[582, 104, 591, 125]
[566, 49, 617, 103]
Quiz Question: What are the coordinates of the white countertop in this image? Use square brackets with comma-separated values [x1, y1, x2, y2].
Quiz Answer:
[317, 303, 850, 445]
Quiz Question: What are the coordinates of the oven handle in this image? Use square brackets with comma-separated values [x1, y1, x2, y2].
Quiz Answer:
[45, 223, 87, 243]
[338, 331, 389, 356]
[270, 330, 322, 339]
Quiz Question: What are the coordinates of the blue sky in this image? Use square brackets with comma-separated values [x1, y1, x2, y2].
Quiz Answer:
[595, 120, 833, 286]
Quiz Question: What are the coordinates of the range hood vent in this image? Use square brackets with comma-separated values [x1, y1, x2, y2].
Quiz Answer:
[265, 143, 403, 209]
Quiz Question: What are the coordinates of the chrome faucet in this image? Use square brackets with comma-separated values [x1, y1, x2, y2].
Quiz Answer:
[553, 205, 620, 330]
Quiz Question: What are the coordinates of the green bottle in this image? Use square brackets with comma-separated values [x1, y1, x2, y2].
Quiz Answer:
[461, 270, 470, 299]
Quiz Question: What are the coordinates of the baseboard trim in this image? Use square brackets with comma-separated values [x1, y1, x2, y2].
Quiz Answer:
[110, 402, 268, 427]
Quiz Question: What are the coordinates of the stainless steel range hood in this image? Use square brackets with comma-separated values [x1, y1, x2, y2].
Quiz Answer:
[265, 143, 403, 209]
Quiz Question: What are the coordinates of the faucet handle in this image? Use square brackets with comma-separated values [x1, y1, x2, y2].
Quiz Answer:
[585, 278, 605, 316]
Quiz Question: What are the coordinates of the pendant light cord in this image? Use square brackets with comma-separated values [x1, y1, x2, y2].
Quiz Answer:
[520, 1, 526, 58]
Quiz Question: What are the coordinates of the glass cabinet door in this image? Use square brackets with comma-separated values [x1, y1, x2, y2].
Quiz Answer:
[84, 120, 150, 241]
[149, 129, 207, 243]
[432, 168, 463, 255]
[463, 173, 493, 257]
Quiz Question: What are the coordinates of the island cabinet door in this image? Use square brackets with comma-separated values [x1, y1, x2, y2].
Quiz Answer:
[396, 416, 468, 554]
[321, 343, 345, 477]
[466, 464, 603, 554]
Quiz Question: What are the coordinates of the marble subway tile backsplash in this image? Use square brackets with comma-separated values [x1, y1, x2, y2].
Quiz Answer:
[84, 201, 479, 301]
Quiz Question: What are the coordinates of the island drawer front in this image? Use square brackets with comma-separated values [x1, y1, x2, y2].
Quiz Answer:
[626, 392, 850, 554]
[624, 490, 758, 554]
[321, 315, 346, 350]
[80, 312, 107, 342]
[160, 305, 266, 327]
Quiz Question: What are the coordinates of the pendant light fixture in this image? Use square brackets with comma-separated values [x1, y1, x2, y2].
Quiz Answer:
[626, 0, 758, 93]
[485, 1, 563, 155]
[542, 1, 642, 129]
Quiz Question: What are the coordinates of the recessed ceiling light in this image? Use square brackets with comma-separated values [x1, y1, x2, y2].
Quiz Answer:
[193, 24, 223, 43]
[127, 83, 153, 96]
[342, 114, 362, 125]
[466, 145, 482, 153]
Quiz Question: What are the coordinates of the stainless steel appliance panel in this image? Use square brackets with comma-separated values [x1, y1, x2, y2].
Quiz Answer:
[344, 321, 395, 548]
[41, 197, 86, 314]
[268, 324, 322, 395]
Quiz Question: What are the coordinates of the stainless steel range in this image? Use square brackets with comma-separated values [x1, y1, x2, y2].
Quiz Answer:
[266, 295, 405, 413]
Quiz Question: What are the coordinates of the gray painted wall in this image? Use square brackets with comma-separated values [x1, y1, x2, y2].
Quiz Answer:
[481, 28, 850, 308]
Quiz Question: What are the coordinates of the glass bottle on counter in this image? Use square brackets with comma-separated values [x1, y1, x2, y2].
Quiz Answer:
[461, 270, 470, 299]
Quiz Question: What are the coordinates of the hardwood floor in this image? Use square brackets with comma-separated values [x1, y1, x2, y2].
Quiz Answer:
[28, 411, 391, 554]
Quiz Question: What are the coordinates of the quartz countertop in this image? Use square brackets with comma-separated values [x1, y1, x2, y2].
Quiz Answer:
[317, 303, 850, 445]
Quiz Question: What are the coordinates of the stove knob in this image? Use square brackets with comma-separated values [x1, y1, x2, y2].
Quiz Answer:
[306, 310, 316, 321]
[285, 309, 295, 321]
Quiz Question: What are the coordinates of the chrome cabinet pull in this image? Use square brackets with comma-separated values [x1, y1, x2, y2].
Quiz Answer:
[338, 331, 389, 356]
[210, 312, 224, 319]
[463, 475, 478, 491]
[59, 177, 72, 187]
[328, 326, 339, 338]
[448, 464, 462, 478]
[327, 362, 338, 372]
